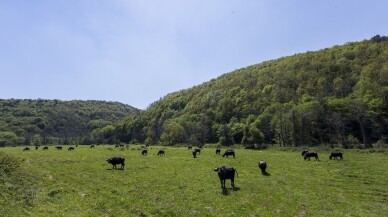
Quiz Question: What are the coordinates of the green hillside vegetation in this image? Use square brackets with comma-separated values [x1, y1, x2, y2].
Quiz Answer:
[0, 99, 140, 146]
[110, 35, 388, 148]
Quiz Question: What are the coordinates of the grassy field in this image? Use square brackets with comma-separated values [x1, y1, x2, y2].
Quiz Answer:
[1, 145, 387, 217]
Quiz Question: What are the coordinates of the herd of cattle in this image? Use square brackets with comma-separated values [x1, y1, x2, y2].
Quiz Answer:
[18, 145, 344, 190]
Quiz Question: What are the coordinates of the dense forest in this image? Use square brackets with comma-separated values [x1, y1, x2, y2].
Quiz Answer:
[108, 35, 388, 148]
[1, 36, 387, 148]
[0, 99, 140, 146]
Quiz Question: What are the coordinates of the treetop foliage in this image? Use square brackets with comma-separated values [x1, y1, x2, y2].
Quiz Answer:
[0, 99, 140, 146]
[115, 36, 388, 148]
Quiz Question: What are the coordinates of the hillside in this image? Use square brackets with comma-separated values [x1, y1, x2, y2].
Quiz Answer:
[0, 99, 141, 146]
[111, 35, 388, 148]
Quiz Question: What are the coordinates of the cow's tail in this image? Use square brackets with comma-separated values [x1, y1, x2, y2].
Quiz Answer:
[235, 169, 239, 178]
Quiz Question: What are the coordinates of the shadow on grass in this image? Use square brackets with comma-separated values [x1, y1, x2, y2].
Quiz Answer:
[262, 172, 271, 176]
[106, 168, 125, 171]
[222, 187, 241, 195]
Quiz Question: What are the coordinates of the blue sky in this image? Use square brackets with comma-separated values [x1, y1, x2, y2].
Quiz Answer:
[1, 0, 387, 109]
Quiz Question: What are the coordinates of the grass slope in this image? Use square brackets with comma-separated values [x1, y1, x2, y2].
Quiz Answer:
[1, 146, 387, 216]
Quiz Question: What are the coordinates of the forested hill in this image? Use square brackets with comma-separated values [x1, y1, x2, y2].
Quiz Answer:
[112, 35, 388, 148]
[0, 99, 140, 146]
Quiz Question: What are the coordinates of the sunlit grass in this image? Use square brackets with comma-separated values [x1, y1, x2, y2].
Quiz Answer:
[1, 145, 387, 216]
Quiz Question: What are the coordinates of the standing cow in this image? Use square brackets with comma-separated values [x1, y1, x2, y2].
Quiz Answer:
[214, 166, 238, 190]
[141, 149, 148, 155]
[106, 157, 125, 170]
[329, 151, 343, 160]
[258, 160, 268, 175]
[216, 148, 221, 155]
[222, 150, 235, 158]
[157, 150, 165, 156]
[304, 151, 319, 161]
[23, 147, 30, 151]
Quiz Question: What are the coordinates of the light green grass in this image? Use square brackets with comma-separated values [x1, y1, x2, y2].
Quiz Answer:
[1, 145, 387, 216]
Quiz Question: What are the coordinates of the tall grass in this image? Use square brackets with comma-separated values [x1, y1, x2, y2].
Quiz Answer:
[1, 145, 387, 216]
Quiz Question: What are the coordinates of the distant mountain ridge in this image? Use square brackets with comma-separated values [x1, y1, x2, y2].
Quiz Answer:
[0, 99, 141, 146]
[2, 36, 387, 148]
[111, 35, 388, 148]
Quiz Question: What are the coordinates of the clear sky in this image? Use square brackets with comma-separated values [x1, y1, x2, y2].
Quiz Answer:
[1, 0, 387, 109]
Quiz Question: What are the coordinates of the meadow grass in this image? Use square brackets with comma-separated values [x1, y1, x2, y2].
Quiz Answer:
[1, 145, 387, 216]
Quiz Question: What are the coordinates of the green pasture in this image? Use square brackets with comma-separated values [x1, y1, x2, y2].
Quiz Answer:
[1, 145, 387, 216]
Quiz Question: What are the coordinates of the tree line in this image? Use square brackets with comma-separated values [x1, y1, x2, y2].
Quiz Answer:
[0, 99, 140, 146]
[106, 36, 388, 149]
[1, 36, 387, 149]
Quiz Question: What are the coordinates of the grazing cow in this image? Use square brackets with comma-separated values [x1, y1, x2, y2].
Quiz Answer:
[216, 148, 221, 155]
[23, 147, 30, 151]
[214, 166, 238, 190]
[304, 152, 319, 161]
[55, 146, 62, 150]
[329, 151, 343, 160]
[192, 149, 198, 158]
[106, 157, 125, 170]
[90, 145, 95, 148]
[145, 144, 150, 147]
[68, 147, 75, 151]
[141, 149, 148, 155]
[35, 146, 39, 150]
[301, 149, 309, 156]
[222, 150, 235, 158]
[43, 146, 49, 150]
[157, 150, 165, 156]
[258, 160, 267, 175]
[194, 148, 201, 154]
[188, 146, 193, 150]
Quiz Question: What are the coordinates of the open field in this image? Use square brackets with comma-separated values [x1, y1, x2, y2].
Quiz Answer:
[1, 145, 387, 216]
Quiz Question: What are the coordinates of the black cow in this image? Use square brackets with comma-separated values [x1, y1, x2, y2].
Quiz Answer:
[35, 146, 39, 150]
[214, 166, 238, 190]
[258, 160, 267, 175]
[216, 148, 221, 155]
[194, 148, 201, 154]
[115, 144, 119, 148]
[106, 157, 125, 170]
[23, 147, 30, 151]
[55, 146, 62, 150]
[90, 145, 95, 148]
[43, 146, 49, 150]
[68, 147, 75, 151]
[222, 150, 235, 158]
[301, 149, 309, 156]
[141, 149, 148, 155]
[188, 146, 193, 150]
[329, 151, 343, 160]
[304, 152, 319, 161]
[192, 150, 198, 158]
[157, 150, 165, 156]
